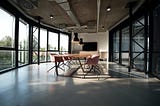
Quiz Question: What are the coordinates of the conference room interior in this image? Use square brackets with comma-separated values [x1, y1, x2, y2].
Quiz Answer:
[0, 0, 160, 106]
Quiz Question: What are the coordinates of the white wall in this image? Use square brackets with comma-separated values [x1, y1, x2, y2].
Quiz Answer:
[71, 31, 109, 60]
[74, 32, 109, 51]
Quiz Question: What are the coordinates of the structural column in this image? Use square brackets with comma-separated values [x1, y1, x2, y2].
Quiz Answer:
[128, 3, 133, 72]
[15, 16, 19, 67]
[144, 9, 149, 77]
[29, 25, 33, 64]
[119, 30, 122, 64]
[36, 16, 42, 65]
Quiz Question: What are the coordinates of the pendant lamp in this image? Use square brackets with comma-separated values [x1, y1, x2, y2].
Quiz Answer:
[79, 38, 83, 45]
[73, 33, 79, 43]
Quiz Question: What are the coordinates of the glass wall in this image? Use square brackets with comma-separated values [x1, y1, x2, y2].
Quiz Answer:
[40, 28, 47, 62]
[60, 33, 69, 54]
[48, 32, 58, 51]
[32, 26, 38, 63]
[113, 31, 120, 63]
[110, 2, 151, 74]
[132, 17, 145, 71]
[31, 28, 70, 63]
[111, 17, 146, 71]
[121, 26, 129, 66]
[0, 8, 15, 72]
[0, 3, 70, 72]
[152, 4, 160, 77]
[0, 9, 15, 48]
[18, 19, 29, 66]
[48, 31, 59, 61]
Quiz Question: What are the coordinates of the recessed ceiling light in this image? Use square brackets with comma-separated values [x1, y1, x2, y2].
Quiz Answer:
[50, 15, 54, 19]
[106, 6, 111, 12]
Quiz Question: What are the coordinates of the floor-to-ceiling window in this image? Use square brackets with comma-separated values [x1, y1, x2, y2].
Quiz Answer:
[32, 26, 38, 63]
[110, 1, 151, 74]
[113, 31, 120, 63]
[40, 28, 47, 62]
[121, 26, 129, 66]
[48, 31, 58, 52]
[152, 4, 160, 78]
[132, 17, 145, 71]
[0, 8, 15, 72]
[18, 19, 29, 66]
[48, 31, 59, 61]
[32, 29, 70, 63]
[59, 33, 69, 54]
[0, 1, 71, 73]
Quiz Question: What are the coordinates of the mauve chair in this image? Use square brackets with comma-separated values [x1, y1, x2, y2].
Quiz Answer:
[83, 54, 101, 78]
[47, 54, 65, 76]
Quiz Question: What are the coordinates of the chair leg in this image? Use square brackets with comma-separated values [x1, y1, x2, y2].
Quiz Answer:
[57, 62, 65, 71]
[84, 66, 94, 78]
[63, 61, 71, 68]
[47, 62, 65, 73]
[47, 66, 56, 72]
[94, 65, 101, 75]
[83, 65, 101, 79]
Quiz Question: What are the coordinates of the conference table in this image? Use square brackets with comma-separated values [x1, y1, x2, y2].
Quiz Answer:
[51, 53, 91, 76]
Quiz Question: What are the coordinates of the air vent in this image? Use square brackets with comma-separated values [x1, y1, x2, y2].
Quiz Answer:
[59, 24, 67, 29]
[87, 21, 96, 29]
[17, 0, 38, 10]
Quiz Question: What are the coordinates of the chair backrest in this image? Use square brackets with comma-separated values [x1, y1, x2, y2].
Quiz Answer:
[50, 54, 57, 62]
[54, 56, 64, 62]
[86, 55, 99, 65]
[50, 54, 64, 62]
[63, 55, 70, 60]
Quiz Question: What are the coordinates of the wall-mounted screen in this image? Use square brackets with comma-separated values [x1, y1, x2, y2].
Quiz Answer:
[82, 42, 97, 51]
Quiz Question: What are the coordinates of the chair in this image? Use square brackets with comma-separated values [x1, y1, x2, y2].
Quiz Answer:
[83, 54, 101, 78]
[47, 54, 65, 76]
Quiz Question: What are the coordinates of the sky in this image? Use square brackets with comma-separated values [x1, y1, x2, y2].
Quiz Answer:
[0, 8, 15, 40]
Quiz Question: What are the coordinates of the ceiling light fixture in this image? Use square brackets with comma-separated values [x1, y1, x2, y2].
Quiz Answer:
[102, 26, 105, 29]
[50, 15, 54, 19]
[106, 6, 111, 12]
[73, 33, 79, 43]
[79, 38, 83, 45]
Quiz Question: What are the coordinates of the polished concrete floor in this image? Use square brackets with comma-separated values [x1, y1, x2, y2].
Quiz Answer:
[0, 61, 160, 106]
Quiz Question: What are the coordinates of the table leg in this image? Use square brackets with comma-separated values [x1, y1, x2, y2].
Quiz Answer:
[55, 62, 58, 76]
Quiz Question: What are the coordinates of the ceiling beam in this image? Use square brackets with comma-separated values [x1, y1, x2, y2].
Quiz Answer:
[97, 0, 101, 32]
[55, 0, 80, 28]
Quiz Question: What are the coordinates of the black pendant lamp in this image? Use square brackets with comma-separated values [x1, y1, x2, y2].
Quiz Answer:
[79, 38, 83, 45]
[73, 33, 79, 42]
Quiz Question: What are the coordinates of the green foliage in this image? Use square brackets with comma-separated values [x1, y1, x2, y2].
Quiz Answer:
[40, 48, 45, 51]
[0, 36, 14, 70]
[48, 44, 57, 50]
[0, 36, 12, 47]
[0, 51, 14, 70]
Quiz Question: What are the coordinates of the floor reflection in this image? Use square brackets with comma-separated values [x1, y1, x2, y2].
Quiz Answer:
[0, 61, 160, 106]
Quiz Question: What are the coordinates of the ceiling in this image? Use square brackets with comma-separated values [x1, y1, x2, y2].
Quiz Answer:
[7, 0, 145, 33]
